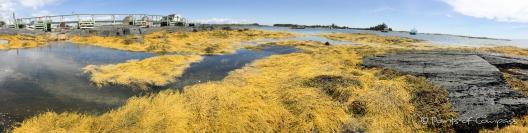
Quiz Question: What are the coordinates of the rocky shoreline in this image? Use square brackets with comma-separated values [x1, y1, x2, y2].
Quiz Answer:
[0, 25, 233, 41]
[363, 50, 528, 131]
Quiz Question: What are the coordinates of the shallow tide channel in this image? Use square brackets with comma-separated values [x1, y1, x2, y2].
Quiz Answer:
[0, 42, 299, 131]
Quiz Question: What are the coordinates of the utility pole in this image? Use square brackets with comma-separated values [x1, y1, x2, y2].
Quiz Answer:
[12, 12, 16, 27]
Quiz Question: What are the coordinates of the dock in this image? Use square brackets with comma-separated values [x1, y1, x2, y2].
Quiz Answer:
[7, 13, 201, 31]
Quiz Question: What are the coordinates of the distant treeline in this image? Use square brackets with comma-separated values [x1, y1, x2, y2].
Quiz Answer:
[273, 23, 349, 29]
[274, 23, 392, 31]
[350, 23, 392, 31]
[203, 23, 260, 26]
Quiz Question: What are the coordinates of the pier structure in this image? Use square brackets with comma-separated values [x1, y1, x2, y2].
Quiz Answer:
[8, 13, 200, 31]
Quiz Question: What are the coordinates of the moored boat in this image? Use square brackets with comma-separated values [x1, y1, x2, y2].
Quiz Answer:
[410, 28, 417, 35]
[381, 28, 389, 32]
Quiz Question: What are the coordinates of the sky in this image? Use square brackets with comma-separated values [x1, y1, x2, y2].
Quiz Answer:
[1, 0, 528, 39]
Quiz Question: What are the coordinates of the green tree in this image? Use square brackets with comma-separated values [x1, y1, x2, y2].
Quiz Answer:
[368, 23, 389, 31]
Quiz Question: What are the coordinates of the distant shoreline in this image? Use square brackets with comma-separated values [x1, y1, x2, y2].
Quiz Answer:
[270, 24, 512, 41]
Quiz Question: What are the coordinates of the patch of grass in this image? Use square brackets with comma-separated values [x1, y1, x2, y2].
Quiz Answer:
[304, 75, 361, 103]
[375, 68, 401, 80]
[406, 76, 457, 132]
[348, 100, 367, 116]
[0, 34, 48, 49]
[121, 38, 136, 45]
[69, 29, 298, 55]
[502, 72, 528, 95]
[319, 32, 425, 45]
[243, 45, 264, 51]
[477, 46, 528, 56]
[83, 55, 203, 91]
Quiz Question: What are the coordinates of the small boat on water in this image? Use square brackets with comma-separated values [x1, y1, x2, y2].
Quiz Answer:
[290, 25, 305, 29]
[410, 28, 417, 35]
[381, 28, 389, 32]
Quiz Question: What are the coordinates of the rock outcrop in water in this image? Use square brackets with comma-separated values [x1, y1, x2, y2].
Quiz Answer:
[362, 50, 528, 131]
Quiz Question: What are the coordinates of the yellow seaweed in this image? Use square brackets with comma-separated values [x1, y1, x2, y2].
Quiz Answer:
[16, 32, 528, 133]
[0, 34, 48, 50]
[83, 55, 203, 91]
[69, 29, 298, 55]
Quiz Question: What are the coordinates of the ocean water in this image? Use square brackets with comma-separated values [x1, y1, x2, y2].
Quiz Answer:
[1, 27, 526, 131]
[243, 26, 528, 48]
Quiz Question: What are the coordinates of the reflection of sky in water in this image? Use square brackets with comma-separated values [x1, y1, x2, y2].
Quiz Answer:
[242, 26, 528, 48]
[0, 42, 300, 128]
[0, 43, 159, 118]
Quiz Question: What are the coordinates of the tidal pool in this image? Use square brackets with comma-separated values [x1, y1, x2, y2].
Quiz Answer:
[0, 42, 299, 131]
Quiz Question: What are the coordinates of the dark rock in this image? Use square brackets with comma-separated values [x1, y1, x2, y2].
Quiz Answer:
[362, 50, 528, 131]
[1, 25, 223, 40]
[478, 52, 528, 70]
[0, 28, 45, 37]
[133, 38, 144, 44]
[122, 28, 130, 35]
[127, 27, 141, 35]
[79, 30, 89, 37]
[221, 27, 233, 31]
[324, 41, 331, 45]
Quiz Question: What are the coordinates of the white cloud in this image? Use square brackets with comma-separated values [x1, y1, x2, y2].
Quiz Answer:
[63, 16, 114, 21]
[192, 18, 254, 24]
[442, 0, 528, 22]
[492, 25, 528, 29]
[0, 0, 16, 21]
[31, 10, 57, 17]
[17, 0, 67, 10]
[446, 14, 452, 17]
[373, 7, 395, 12]
[362, 7, 395, 14]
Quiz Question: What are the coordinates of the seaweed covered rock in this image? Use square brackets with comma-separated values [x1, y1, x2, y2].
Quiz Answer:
[304, 75, 362, 102]
[83, 55, 204, 91]
[363, 50, 528, 131]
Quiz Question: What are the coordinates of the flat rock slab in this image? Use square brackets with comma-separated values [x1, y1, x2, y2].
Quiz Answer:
[363, 51, 528, 129]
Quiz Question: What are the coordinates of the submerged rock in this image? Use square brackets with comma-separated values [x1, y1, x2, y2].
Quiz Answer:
[48, 33, 58, 41]
[0, 40, 8, 45]
[57, 34, 67, 40]
[324, 41, 331, 45]
[363, 50, 528, 131]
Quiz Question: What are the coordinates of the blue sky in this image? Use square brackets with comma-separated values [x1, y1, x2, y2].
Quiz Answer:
[1, 0, 528, 39]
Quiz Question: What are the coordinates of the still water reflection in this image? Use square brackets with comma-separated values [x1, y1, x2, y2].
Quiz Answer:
[0, 42, 299, 130]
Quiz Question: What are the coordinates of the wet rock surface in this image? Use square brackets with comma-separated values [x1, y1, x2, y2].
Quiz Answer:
[0, 25, 227, 40]
[363, 50, 528, 130]
[0, 28, 45, 37]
